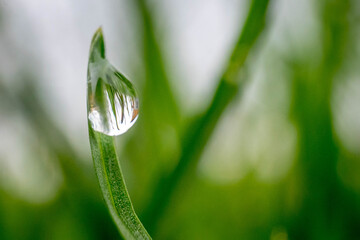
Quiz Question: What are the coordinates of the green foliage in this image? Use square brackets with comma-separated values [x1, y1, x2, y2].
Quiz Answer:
[0, 0, 360, 239]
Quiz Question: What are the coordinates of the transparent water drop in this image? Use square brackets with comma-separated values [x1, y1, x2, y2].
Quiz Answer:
[87, 28, 139, 136]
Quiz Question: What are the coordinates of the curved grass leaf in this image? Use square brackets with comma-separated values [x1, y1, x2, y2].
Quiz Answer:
[87, 28, 151, 240]
[142, 0, 271, 232]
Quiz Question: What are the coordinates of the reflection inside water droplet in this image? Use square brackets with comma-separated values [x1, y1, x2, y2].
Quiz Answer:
[87, 59, 139, 136]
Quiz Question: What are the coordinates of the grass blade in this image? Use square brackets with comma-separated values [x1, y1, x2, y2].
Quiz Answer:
[142, 0, 271, 232]
[87, 28, 151, 240]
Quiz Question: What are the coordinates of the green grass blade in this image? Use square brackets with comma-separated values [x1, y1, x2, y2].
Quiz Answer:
[287, 0, 354, 238]
[129, 0, 181, 175]
[88, 129, 151, 240]
[142, 0, 271, 232]
[136, 0, 180, 127]
[87, 28, 151, 240]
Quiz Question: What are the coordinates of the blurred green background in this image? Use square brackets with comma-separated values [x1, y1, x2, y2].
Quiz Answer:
[0, 0, 360, 239]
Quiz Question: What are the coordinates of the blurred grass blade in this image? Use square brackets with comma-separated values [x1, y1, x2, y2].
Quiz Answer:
[287, 0, 353, 238]
[142, 0, 271, 232]
[136, 0, 180, 127]
[130, 0, 181, 171]
[87, 28, 151, 240]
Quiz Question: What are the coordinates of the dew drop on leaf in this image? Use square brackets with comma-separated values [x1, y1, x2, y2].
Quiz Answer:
[87, 29, 139, 136]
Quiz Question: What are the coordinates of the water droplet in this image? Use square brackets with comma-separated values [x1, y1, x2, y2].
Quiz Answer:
[87, 29, 139, 136]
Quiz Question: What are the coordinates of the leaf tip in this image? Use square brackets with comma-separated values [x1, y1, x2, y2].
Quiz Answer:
[89, 26, 105, 62]
[94, 26, 104, 38]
